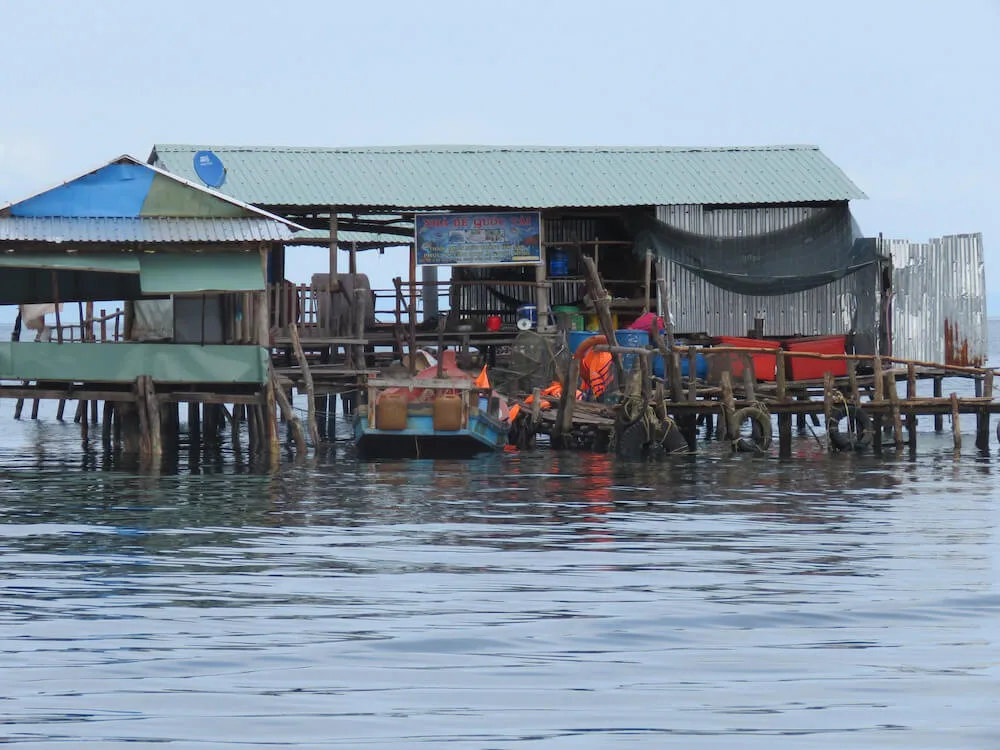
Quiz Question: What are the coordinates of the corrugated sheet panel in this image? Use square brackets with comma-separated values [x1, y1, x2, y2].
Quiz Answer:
[889, 233, 987, 366]
[665, 260, 881, 351]
[0, 216, 294, 243]
[150, 144, 866, 209]
[657, 204, 824, 236]
[285, 227, 413, 248]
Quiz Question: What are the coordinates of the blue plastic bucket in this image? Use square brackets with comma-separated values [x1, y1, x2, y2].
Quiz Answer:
[549, 248, 569, 277]
[615, 329, 649, 372]
[568, 329, 598, 354]
[516, 304, 537, 329]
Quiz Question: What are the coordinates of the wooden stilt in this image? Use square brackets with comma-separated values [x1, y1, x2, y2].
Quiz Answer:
[976, 372, 992, 450]
[291, 323, 320, 450]
[776, 351, 791, 457]
[56, 399, 66, 421]
[270, 367, 305, 456]
[720, 371, 735, 439]
[823, 372, 834, 453]
[188, 402, 201, 446]
[886, 372, 903, 447]
[951, 392, 962, 450]
[231, 404, 242, 454]
[80, 401, 89, 443]
[102, 401, 113, 452]
[14, 398, 24, 420]
[906, 363, 917, 451]
[91, 400, 98, 425]
[553, 358, 580, 448]
[31, 398, 40, 420]
[933, 377, 943, 432]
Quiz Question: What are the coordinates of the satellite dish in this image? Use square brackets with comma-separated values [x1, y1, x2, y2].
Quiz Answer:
[193, 150, 226, 188]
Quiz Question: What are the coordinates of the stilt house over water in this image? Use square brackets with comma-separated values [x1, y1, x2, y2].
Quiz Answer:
[149, 144, 986, 368]
[0, 155, 303, 458]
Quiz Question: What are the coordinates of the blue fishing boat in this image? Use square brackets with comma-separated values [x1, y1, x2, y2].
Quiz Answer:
[353, 360, 511, 458]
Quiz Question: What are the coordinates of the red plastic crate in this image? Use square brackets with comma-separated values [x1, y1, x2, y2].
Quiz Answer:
[714, 336, 782, 381]
[784, 335, 847, 381]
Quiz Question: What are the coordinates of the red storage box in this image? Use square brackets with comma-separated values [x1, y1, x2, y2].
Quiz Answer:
[784, 335, 847, 381]
[714, 336, 782, 381]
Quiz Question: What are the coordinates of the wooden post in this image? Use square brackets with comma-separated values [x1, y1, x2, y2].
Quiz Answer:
[951, 392, 962, 450]
[141, 376, 162, 463]
[823, 371, 834, 453]
[742, 354, 756, 404]
[554, 358, 580, 446]
[906, 363, 918, 451]
[408, 243, 418, 374]
[349, 240, 358, 276]
[873, 355, 885, 402]
[643, 250, 652, 313]
[56, 399, 66, 421]
[535, 218, 549, 330]
[775, 350, 787, 401]
[669, 349, 684, 403]
[933, 376, 943, 432]
[720, 370, 735, 439]
[31, 398, 40, 420]
[886, 372, 903, 447]
[686, 346, 698, 403]
[976, 371, 993, 451]
[270, 366, 306, 456]
[329, 210, 339, 289]
[775, 351, 791, 457]
[80, 400, 89, 443]
[655, 276, 674, 348]
[290, 323, 320, 450]
[581, 255, 624, 387]
[231, 403, 243, 454]
[848, 359, 859, 404]
[51, 270, 62, 343]
[102, 401, 113, 452]
[188, 402, 201, 446]
[353, 286, 367, 372]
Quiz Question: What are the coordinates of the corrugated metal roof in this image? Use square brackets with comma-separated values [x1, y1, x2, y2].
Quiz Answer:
[149, 144, 866, 209]
[0, 216, 295, 244]
[287, 228, 413, 248]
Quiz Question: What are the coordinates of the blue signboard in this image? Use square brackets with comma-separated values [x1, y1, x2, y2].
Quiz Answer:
[415, 211, 541, 266]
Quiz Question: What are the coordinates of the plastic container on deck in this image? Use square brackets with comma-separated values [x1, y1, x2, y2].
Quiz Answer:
[433, 394, 464, 431]
[653, 351, 708, 380]
[784, 335, 848, 380]
[715, 336, 782, 381]
[376, 392, 409, 431]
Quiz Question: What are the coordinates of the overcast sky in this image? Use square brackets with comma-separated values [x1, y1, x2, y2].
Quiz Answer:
[1, 0, 997, 305]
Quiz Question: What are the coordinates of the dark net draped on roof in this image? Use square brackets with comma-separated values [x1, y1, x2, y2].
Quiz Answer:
[630, 205, 881, 296]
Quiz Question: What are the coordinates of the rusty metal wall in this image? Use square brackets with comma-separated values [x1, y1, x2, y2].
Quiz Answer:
[888, 233, 986, 366]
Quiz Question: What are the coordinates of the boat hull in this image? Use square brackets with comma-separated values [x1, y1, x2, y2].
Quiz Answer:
[354, 409, 509, 459]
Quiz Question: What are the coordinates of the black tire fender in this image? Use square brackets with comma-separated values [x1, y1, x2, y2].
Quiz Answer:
[827, 403, 873, 452]
[730, 407, 773, 453]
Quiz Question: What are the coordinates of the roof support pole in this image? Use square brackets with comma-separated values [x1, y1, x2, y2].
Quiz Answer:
[328, 209, 339, 291]
[536, 215, 549, 330]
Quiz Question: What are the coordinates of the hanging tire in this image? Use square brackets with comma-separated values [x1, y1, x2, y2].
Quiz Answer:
[659, 419, 690, 454]
[615, 417, 648, 458]
[827, 404, 873, 452]
[730, 407, 772, 453]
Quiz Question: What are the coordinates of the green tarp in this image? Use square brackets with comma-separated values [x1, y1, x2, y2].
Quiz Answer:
[0, 342, 268, 384]
[0, 252, 264, 304]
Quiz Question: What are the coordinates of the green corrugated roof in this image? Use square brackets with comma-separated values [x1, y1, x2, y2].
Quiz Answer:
[149, 144, 866, 210]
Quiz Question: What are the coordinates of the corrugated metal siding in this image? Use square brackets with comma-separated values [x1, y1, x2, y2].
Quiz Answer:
[151, 144, 866, 209]
[665, 261, 880, 347]
[656, 203, 881, 351]
[889, 233, 987, 366]
[657, 204, 825, 236]
[0, 216, 293, 243]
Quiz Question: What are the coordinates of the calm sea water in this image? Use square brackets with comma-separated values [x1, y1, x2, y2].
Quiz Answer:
[1, 326, 999, 748]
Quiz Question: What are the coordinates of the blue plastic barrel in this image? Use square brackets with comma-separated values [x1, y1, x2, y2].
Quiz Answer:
[615, 329, 649, 372]
[568, 329, 598, 354]
[549, 248, 569, 277]
[653, 352, 708, 379]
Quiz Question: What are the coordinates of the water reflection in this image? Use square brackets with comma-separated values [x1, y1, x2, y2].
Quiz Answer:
[0, 404, 998, 748]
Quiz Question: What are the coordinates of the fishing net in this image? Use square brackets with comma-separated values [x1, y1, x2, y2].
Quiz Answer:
[629, 205, 881, 296]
